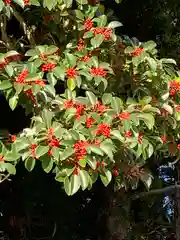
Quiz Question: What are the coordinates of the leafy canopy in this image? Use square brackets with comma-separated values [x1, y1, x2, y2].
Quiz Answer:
[0, 0, 179, 195]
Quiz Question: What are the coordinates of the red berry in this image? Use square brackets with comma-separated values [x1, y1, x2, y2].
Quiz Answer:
[96, 123, 111, 137]
[161, 135, 167, 143]
[84, 18, 93, 31]
[119, 112, 130, 120]
[130, 48, 144, 57]
[91, 67, 107, 77]
[73, 168, 80, 175]
[124, 131, 132, 137]
[11, 135, 17, 143]
[177, 144, 180, 150]
[113, 168, 119, 177]
[66, 67, 78, 79]
[41, 63, 56, 72]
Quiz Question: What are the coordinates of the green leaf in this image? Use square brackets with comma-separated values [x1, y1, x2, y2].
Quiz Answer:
[5, 163, 16, 175]
[111, 97, 121, 113]
[9, 95, 18, 110]
[135, 113, 155, 130]
[87, 156, 97, 170]
[25, 157, 36, 172]
[5, 65, 14, 77]
[102, 93, 112, 105]
[87, 146, 104, 156]
[111, 130, 124, 142]
[76, 0, 87, 4]
[52, 66, 65, 80]
[143, 40, 156, 51]
[98, 15, 107, 27]
[140, 171, 153, 189]
[60, 147, 74, 161]
[100, 170, 112, 186]
[86, 91, 97, 105]
[64, 177, 71, 196]
[75, 10, 84, 20]
[44, 85, 56, 97]
[0, 80, 12, 90]
[161, 58, 176, 65]
[91, 35, 104, 48]
[67, 78, 76, 91]
[66, 53, 77, 67]
[100, 142, 114, 160]
[71, 174, 80, 195]
[25, 49, 39, 57]
[36, 146, 49, 158]
[80, 170, 89, 190]
[41, 155, 53, 173]
[108, 21, 122, 28]
[147, 143, 154, 158]
[79, 158, 86, 168]
[43, 0, 57, 10]
[13, 0, 24, 8]
[41, 109, 53, 128]
[47, 72, 57, 86]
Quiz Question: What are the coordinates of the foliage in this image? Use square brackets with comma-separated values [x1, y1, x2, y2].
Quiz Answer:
[0, 0, 179, 196]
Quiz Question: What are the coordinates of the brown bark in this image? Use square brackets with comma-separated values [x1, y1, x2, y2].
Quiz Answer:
[176, 162, 180, 240]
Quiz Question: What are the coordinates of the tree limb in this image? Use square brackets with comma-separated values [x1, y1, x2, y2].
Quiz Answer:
[132, 184, 180, 200]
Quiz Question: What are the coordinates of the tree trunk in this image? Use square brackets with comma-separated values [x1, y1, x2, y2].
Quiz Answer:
[176, 162, 180, 240]
[106, 186, 131, 240]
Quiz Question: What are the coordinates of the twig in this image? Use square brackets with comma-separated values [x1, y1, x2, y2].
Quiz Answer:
[0, 173, 10, 183]
[12, 7, 35, 46]
[132, 184, 180, 200]
[0, 14, 12, 49]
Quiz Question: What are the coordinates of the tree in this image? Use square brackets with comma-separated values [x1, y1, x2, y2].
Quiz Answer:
[0, 0, 180, 234]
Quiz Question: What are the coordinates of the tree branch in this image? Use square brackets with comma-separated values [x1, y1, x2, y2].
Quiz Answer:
[12, 7, 36, 46]
[132, 184, 180, 200]
[0, 14, 12, 49]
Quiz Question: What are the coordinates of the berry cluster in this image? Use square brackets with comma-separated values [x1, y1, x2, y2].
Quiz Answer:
[16, 69, 29, 83]
[119, 112, 130, 120]
[96, 123, 111, 137]
[91, 67, 107, 77]
[77, 39, 85, 51]
[30, 144, 38, 159]
[124, 131, 132, 137]
[24, 89, 37, 105]
[84, 18, 94, 31]
[161, 135, 167, 143]
[86, 117, 95, 128]
[176, 105, 180, 111]
[131, 48, 144, 57]
[169, 80, 180, 96]
[66, 67, 78, 79]
[47, 128, 60, 148]
[41, 63, 56, 72]
[93, 102, 108, 114]
[73, 141, 88, 160]
[93, 27, 112, 40]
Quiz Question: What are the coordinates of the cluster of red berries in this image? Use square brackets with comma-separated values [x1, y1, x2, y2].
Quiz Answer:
[113, 167, 119, 177]
[86, 117, 95, 128]
[16, 69, 29, 83]
[41, 63, 56, 72]
[84, 18, 94, 31]
[80, 55, 91, 62]
[30, 144, 38, 159]
[130, 48, 144, 57]
[73, 140, 88, 160]
[66, 67, 78, 79]
[47, 128, 60, 148]
[176, 105, 180, 111]
[96, 123, 111, 137]
[93, 102, 108, 114]
[3, 0, 11, 5]
[169, 80, 180, 96]
[96, 161, 105, 170]
[161, 135, 167, 143]
[91, 67, 107, 77]
[64, 99, 85, 120]
[93, 27, 112, 40]
[118, 112, 130, 120]
[138, 133, 143, 144]
[24, 0, 30, 5]
[77, 39, 85, 51]
[24, 89, 37, 105]
[124, 131, 132, 137]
